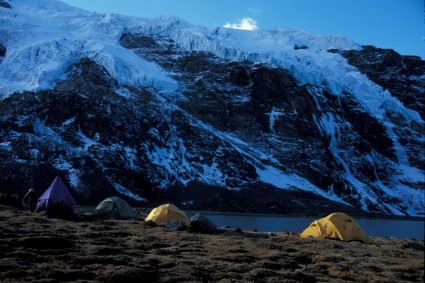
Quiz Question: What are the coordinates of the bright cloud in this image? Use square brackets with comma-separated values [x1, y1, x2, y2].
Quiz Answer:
[223, 17, 258, 31]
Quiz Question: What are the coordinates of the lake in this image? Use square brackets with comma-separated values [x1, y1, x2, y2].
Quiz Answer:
[191, 213, 425, 240]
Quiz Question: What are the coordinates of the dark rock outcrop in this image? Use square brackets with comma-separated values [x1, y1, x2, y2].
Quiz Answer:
[339, 46, 425, 120]
[336, 46, 425, 170]
[0, 1, 11, 9]
[0, 44, 6, 57]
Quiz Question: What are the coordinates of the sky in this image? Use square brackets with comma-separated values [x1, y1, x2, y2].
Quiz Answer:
[61, 0, 424, 59]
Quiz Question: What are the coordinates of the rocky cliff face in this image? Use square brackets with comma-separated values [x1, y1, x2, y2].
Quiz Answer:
[0, 1, 423, 216]
[337, 46, 425, 120]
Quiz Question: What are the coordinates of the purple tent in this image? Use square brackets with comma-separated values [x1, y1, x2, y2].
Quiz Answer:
[35, 176, 76, 213]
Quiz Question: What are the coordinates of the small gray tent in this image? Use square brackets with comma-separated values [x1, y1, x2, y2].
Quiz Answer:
[94, 196, 135, 219]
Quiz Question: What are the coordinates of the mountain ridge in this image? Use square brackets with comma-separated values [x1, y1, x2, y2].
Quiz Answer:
[0, 0, 424, 216]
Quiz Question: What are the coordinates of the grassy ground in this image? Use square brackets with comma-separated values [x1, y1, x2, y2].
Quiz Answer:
[0, 205, 423, 282]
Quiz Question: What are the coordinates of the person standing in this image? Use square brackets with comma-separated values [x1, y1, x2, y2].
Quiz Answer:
[22, 188, 37, 212]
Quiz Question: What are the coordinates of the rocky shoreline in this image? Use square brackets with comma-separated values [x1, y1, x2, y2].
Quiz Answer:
[0, 205, 424, 282]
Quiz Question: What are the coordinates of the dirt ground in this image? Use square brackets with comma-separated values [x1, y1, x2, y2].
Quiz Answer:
[0, 205, 423, 283]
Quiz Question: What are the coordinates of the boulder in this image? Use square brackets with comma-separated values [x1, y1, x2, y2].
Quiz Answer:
[189, 213, 217, 233]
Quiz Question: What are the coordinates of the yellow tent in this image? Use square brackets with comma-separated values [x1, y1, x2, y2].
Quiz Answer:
[145, 203, 189, 225]
[300, 212, 372, 243]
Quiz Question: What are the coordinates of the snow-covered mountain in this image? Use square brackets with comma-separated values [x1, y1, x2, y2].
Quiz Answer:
[1, 0, 424, 216]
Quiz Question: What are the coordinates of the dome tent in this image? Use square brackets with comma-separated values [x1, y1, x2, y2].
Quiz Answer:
[94, 196, 135, 219]
[300, 212, 372, 243]
[145, 203, 189, 225]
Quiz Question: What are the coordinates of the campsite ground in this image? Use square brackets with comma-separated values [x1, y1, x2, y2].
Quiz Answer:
[0, 205, 423, 282]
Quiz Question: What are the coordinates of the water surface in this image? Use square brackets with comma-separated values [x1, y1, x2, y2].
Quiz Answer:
[194, 213, 425, 240]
